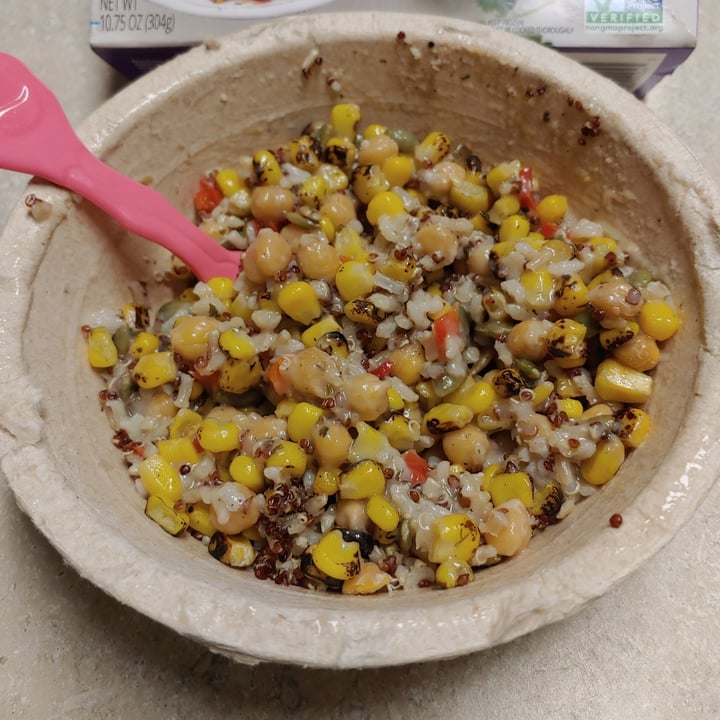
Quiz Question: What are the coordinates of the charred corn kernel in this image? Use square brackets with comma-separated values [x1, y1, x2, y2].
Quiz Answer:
[520, 269, 555, 310]
[486, 160, 521, 195]
[311, 529, 361, 580]
[339, 460, 386, 500]
[490, 367, 528, 398]
[277, 281, 322, 325]
[215, 168, 241, 197]
[366, 494, 400, 533]
[344, 298, 386, 327]
[120, 302, 150, 330]
[349, 422, 391, 462]
[414, 130, 452, 167]
[139, 454, 183, 505]
[616, 407, 653, 448]
[386, 387, 404, 412]
[554, 274, 588, 316]
[342, 561, 392, 595]
[208, 532, 257, 568]
[536, 194, 568, 224]
[599, 321, 639, 351]
[129, 331, 160, 359]
[144, 495, 189, 536]
[382, 154, 414, 187]
[487, 194, 521, 225]
[266, 440, 307, 478]
[218, 358, 262, 395]
[187, 502, 215, 536]
[547, 319, 588, 369]
[449, 179, 490, 214]
[219, 328, 256, 361]
[334, 224, 369, 261]
[253, 149, 283, 185]
[532, 380, 555, 407]
[288, 402, 324, 442]
[198, 419, 240, 453]
[436, 557, 474, 589]
[88, 327, 120, 370]
[317, 162, 350, 192]
[554, 398, 584, 420]
[531, 482, 564, 517]
[585, 268, 617, 292]
[639, 300, 680, 341]
[447, 379, 496, 415]
[157, 437, 199, 470]
[363, 122, 387, 139]
[423, 403, 474, 435]
[169, 408, 203, 439]
[301, 316, 342, 348]
[378, 414, 420, 451]
[313, 467, 341, 495]
[207, 276, 235, 300]
[133, 351, 177, 389]
[298, 174, 330, 209]
[595, 358, 653, 404]
[428, 513, 482, 564]
[351, 164, 389, 204]
[381, 254, 417, 282]
[335, 261, 375, 301]
[284, 135, 321, 172]
[316, 331, 350, 358]
[366, 190, 405, 225]
[580, 435, 625, 486]
[487, 471, 534, 508]
[330, 102, 361, 139]
[481, 463, 504, 491]
[499, 214, 531, 243]
[325, 136, 357, 171]
[228, 454, 264, 492]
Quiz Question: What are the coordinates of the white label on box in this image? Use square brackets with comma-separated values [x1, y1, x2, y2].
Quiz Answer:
[585, 0, 664, 33]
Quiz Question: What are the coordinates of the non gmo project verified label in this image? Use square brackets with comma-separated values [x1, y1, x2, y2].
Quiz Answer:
[585, 0, 663, 32]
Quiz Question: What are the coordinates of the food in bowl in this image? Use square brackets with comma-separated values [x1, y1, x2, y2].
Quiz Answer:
[84, 103, 679, 594]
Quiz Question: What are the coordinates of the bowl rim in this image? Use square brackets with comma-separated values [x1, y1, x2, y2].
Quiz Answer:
[3, 12, 720, 668]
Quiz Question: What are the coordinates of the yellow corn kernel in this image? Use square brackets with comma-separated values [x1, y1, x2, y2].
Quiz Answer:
[435, 557, 474, 589]
[87, 327, 118, 368]
[554, 398, 584, 420]
[317, 162, 350, 192]
[208, 533, 257, 568]
[339, 459, 386, 500]
[277, 281, 322, 325]
[366, 190, 406, 225]
[520, 269, 555, 310]
[580, 403, 614, 421]
[366, 494, 400, 532]
[157, 437, 200, 470]
[422, 403, 474, 436]
[144, 495, 189, 536]
[599, 321, 639, 351]
[532, 380, 555, 407]
[449, 179, 490, 215]
[139, 454, 183, 505]
[311, 529, 361, 580]
[218, 357, 262, 395]
[428, 513, 482, 564]
[207, 276, 235, 300]
[499, 214, 531, 243]
[330, 102, 361, 139]
[287, 402, 325, 442]
[129, 331, 160, 359]
[274, 398, 297, 418]
[228, 454, 264, 492]
[229, 293, 253, 322]
[363, 122, 387, 139]
[169, 408, 203, 440]
[319, 215, 336, 242]
[536, 194, 568, 224]
[198, 419, 240, 453]
[486, 160, 522, 195]
[447, 379, 497, 415]
[301, 315, 343, 348]
[386, 387, 404, 412]
[297, 173, 330, 209]
[638, 300, 680, 341]
[414, 130, 452, 167]
[351, 164, 389, 204]
[335, 260, 376, 301]
[580, 237, 618, 279]
[487, 471, 534, 508]
[219, 328, 256, 361]
[487, 194, 521, 225]
[342, 561, 393, 595]
[380, 254, 417, 283]
[481, 463, 504, 492]
[546, 319, 588, 369]
[187, 502, 215, 536]
[133, 351, 177, 389]
[215, 168, 241, 197]
[334, 224, 369, 261]
[616, 407, 653, 448]
[253, 149, 283, 185]
[580, 435, 625, 486]
[378, 414, 420, 451]
[554, 274, 588, 316]
[382, 154, 415, 187]
[313, 467, 341, 495]
[266, 440, 307, 478]
[595, 358, 653, 404]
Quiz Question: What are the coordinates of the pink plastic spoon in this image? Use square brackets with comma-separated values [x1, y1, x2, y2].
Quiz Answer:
[0, 53, 242, 282]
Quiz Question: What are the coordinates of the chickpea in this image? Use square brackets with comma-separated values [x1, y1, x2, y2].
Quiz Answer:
[416, 223, 458, 266]
[296, 238, 342, 280]
[170, 315, 220, 361]
[357, 134, 399, 166]
[321, 191, 357, 228]
[285, 347, 343, 399]
[467, 241, 493, 277]
[243, 228, 292, 284]
[249, 185, 295, 225]
[420, 160, 465, 199]
[345, 372, 389, 421]
[483, 499, 532, 557]
[587, 277, 643, 320]
[441, 425, 489, 472]
[312, 420, 353, 467]
[389, 342, 425, 385]
[210, 489, 261, 534]
[248, 415, 288, 442]
[612, 332, 660, 371]
[505, 319, 551, 362]
[147, 390, 178, 418]
[279, 223, 307, 253]
[334, 498, 371, 532]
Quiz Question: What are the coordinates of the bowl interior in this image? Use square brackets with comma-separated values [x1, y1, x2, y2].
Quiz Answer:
[5, 13, 720, 668]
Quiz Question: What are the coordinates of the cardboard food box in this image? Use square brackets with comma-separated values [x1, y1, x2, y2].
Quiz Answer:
[90, 0, 698, 97]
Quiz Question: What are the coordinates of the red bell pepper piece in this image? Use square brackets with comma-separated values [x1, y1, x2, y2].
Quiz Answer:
[432, 305, 462, 361]
[369, 359, 394, 379]
[518, 166, 537, 213]
[403, 450, 430, 486]
[193, 176, 224, 213]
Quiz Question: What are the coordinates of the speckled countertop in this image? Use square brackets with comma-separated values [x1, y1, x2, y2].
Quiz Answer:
[1, 3, 719, 718]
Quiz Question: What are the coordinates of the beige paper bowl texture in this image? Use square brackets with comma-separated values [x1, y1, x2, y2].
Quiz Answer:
[2, 13, 720, 668]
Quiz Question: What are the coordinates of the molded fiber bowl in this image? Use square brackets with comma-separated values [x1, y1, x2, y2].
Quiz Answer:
[2, 14, 720, 668]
